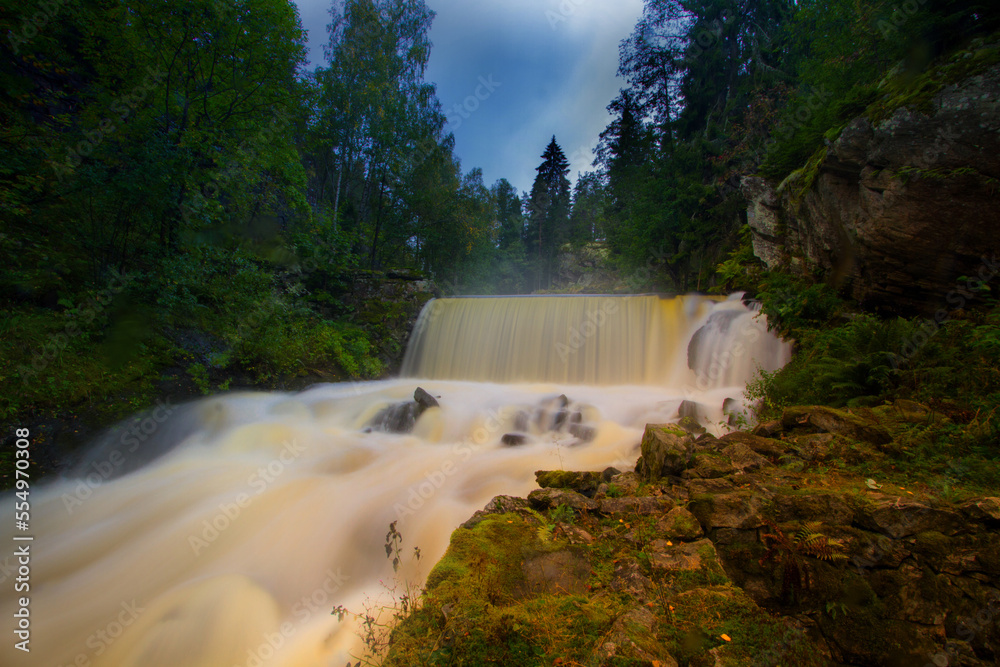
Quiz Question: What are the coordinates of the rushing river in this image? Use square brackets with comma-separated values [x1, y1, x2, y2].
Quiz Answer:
[1, 294, 789, 667]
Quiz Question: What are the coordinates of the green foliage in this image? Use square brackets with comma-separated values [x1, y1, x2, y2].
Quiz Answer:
[747, 312, 921, 417]
[548, 503, 576, 525]
[759, 519, 847, 600]
[755, 273, 845, 339]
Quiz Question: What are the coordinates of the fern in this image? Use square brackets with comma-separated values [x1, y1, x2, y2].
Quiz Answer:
[759, 519, 846, 599]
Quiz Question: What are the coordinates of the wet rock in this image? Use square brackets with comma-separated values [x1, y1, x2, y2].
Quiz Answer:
[556, 524, 594, 545]
[413, 386, 439, 410]
[751, 419, 782, 437]
[677, 400, 708, 434]
[501, 433, 529, 446]
[718, 431, 790, 458]
[649, 538, 723, 573]
[656, 507, 704, 541]
[608, 560, 655, 599]
[689, 492, 765, 530]
[535, 470, 602, 497]
[790, 433, 836, 461]
[770, 492, 853, 525]
[687, 478, 736, 496]
[721, 443, 772, 473]
[596, 606, 679, 667]
[368, 386, 440, 433]
[683, 454, 737, 479]
[856, 500, 966, 539]
[600, 471, 641, 497]
[781, 406, 891, 446]
[513, 410, 530, 431]
[723, 397, 742, 427]
[601, 466, 621, 481]
[568, 422, 597, 443]
[635, 425, 694, 481]
[598, 496, 674, 516]
[960, 497, 1000, 524]
[461, 495, 534, 529]
[368, 402, 422, 433]
[527, 487, 598, 512]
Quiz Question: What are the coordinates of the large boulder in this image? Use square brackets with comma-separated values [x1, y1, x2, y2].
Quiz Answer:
[368, 386, 440, 433]
[635, 425, 694, 481]
[781, 406, 891, 446]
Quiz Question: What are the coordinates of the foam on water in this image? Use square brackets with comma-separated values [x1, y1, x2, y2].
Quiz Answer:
[0, 294, 789, 666]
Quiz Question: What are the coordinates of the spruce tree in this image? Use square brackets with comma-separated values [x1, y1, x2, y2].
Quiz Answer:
[526, 136, 571, 289]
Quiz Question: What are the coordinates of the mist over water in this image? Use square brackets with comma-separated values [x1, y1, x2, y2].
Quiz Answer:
[1, 294, 789, 667]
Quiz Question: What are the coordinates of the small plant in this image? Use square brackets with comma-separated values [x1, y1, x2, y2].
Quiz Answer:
[759, 519, 847, 600]
[825, 600, 849, 619]
[605, 483, 623, 498]
[186, 362, 212, 395]
[333, 522, 423, 666]
[549, 503, 575, 525]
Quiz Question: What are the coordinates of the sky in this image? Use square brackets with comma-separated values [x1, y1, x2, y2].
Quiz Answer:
[290, 0, 646, 195]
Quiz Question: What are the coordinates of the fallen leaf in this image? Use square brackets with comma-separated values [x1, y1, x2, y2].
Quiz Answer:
[666, 540, 673, 546]
[721, 633, 732, 642]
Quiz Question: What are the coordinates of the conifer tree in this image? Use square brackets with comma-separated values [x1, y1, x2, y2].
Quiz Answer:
[526, 136, 571, 289]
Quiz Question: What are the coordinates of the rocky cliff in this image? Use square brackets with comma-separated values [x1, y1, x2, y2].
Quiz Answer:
[744, 47, 1000, 316]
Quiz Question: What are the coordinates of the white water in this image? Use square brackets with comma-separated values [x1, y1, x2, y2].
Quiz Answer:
[1, 294, 789, 667]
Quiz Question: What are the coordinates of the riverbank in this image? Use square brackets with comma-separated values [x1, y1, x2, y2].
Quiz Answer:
[375, 403, 1000, 666]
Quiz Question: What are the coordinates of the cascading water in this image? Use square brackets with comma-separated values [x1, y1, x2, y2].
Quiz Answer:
[1, 294, 789, 667]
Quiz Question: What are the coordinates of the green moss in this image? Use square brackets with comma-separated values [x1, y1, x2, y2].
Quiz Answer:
[386, 513, 622, 666]
[665, 586, 826, 666]
[778, 145, 828, 204]
[867, 38, 1000, 125]
[535, 470, 601, 495]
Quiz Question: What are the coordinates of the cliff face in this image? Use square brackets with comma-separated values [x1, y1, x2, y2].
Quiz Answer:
[745, 59, 1000, 316]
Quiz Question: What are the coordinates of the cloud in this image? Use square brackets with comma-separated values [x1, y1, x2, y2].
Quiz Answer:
[291, 0, 645, 193]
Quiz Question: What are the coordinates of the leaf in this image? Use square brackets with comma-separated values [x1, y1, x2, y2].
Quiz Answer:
[720, 633, 732, 642]
[865, 478, 882, 490]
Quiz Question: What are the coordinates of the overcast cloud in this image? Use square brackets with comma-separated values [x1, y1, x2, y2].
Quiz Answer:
[291, 0, 645, 194]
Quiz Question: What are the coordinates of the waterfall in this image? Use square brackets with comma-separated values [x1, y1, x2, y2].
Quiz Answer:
[402, 294, 789, 388]
[0, 294, 789, 667]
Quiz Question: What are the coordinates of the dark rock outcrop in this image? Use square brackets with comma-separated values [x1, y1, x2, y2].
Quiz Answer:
[744, 59, 1000, 315]
[367, 386, 439, 433]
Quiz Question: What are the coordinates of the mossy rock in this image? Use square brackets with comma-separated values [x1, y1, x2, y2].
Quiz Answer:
[781, 405, 891, 446]
[535, 469, 602, 497]
[665, 586, 826, 667]
[386, 513, 622, 666]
